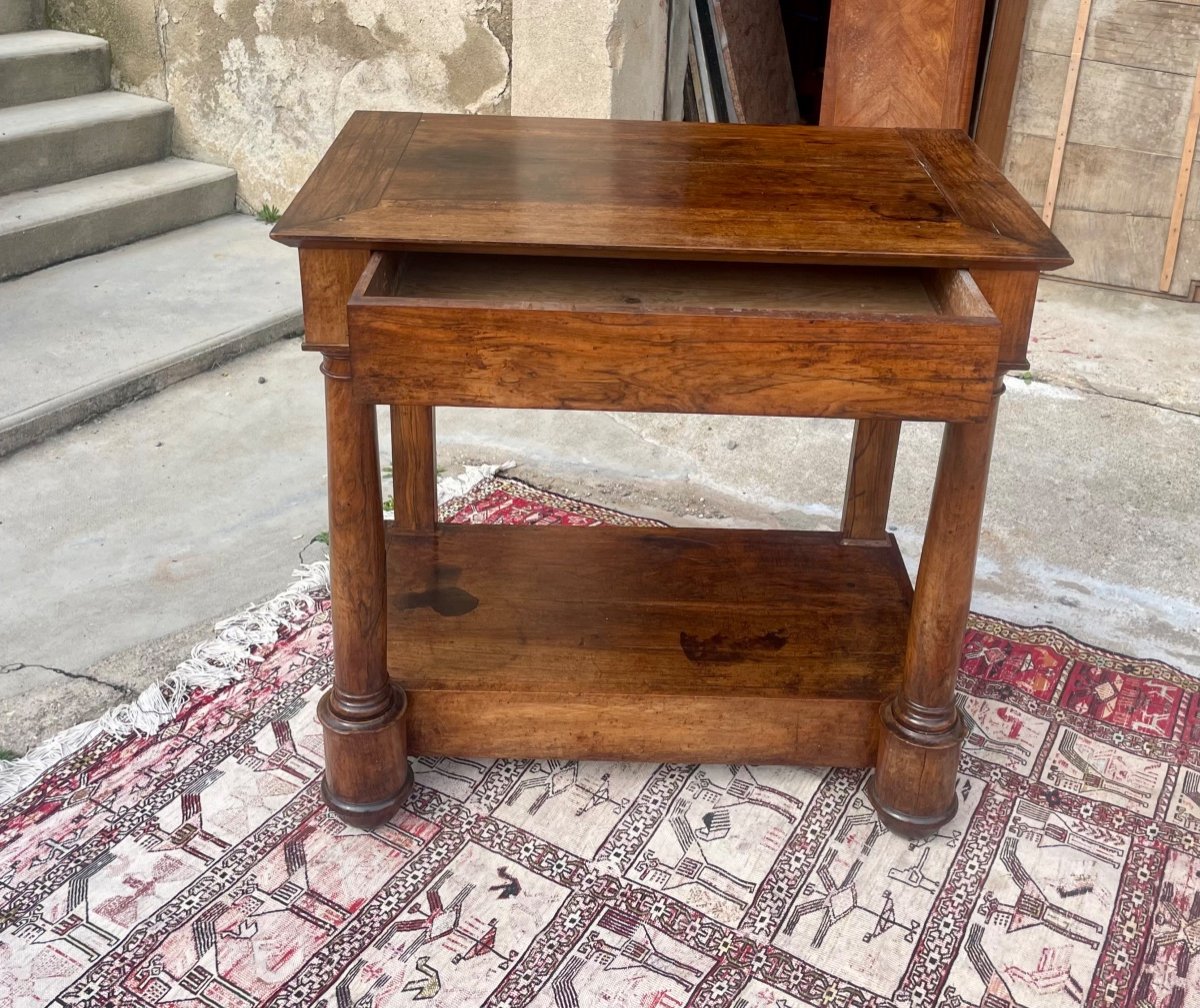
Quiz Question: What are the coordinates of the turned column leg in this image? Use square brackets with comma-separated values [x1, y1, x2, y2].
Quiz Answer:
[318, 352, 413, 827]
[841, 419, 902, 542]
[869, 378, 1004, 837]
[390, 405, 437, 531]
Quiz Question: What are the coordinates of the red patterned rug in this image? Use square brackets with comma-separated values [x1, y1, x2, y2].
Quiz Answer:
[2, 476, 1198, 1008]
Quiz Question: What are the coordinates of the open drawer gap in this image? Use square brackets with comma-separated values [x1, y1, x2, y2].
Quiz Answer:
[347, 251, 1001, 422]
[354, 251, 994, 319]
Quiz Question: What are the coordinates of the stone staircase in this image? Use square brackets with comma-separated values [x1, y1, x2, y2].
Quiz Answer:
[0, 1, 301, 456]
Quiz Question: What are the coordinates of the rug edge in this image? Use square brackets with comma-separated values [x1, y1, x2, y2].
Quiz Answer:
[0, 463, 509, 808]
[6, 469, 1189, 808]
[0, 562, 333, 807]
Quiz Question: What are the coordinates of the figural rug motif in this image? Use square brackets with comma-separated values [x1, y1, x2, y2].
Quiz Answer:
[1, 476, 1198, 1008]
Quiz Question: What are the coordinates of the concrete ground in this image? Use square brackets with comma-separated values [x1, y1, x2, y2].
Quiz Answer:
[1, 276, 1197, 756]
[0, 215, 302, 455]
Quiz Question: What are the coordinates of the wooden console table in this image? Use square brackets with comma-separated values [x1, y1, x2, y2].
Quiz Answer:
[272, 113, 1069, 838]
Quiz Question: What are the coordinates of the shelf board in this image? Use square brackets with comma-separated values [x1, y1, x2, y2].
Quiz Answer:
[386, 524, 911, 766]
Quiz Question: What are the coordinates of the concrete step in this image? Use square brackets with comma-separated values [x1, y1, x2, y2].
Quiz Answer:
[0, 0, 42, 34]
[0, 214, 303, 458]
[0, 91, 171, 196]
[0, 157, 236, 278]
[0, 30, 108, 108]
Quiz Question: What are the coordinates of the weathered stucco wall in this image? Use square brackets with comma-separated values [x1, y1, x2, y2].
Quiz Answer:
[47, 0, 513, 210]
[511, 0, 667, 119]
[46, 0, 667, 212]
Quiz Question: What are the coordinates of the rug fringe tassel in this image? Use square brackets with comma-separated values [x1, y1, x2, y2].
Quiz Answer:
[0, 465, 509, 807]
[0, 562, 331, 806]
[435, 461, 512, 506]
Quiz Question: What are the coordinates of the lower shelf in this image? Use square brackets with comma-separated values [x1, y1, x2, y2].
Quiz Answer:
[386, 523, 912, 766]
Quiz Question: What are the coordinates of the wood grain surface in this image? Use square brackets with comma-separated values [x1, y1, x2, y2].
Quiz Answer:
[348, 252, 1001, 421]
[974, 0, 1031, 164]
[840, 419, 902, 543]
[385, 524, 908, 766]
[822, 0, 987, 130]
[273, 113, 1071, 270]
[709, 0, 800, 124]
[405, 691, 883, 767]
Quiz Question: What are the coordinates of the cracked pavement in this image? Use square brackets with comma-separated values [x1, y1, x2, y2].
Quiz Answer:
[1, 276, 1197, 757]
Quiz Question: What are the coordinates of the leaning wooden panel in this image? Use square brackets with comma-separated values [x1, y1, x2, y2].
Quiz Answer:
[708, 0, 800, 124]
[1159, 62, 1200, 292]
[822, 0, 987, 129]
[974, 0, 1032, 164]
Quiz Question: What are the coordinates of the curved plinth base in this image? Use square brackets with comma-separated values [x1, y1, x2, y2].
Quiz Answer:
[869, 698, 965, 839]
[318, 683, 413, 829]
[866, 774, 957, 839]
[321, 765, 414, 829]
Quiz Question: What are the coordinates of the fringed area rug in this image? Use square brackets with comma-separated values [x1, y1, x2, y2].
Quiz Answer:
[2, 476, 1198, 1008]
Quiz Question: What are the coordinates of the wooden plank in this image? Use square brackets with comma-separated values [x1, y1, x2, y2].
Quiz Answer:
[822, 0, 987, 129]
[974, 0, 1031, 164]
[1042, 208, 1200, 296]
[693, 0, 733, 121]
[385, 524, 910, 705]
[272, 114, 1071, 270]
[687, 1, 717, 122]
[1022, 0, 1200, 78]
[405, 691, 882, 767]
[664, 0, 692, 121]
[390, 406, 436, 532]
[1045, 206, 1171, 291]
[1042, 0, 1094, 226]
[298, 247, 369, 351]
[1005, 132, 1189, 220]
[1011, 51, 1200, 158]
[708, 0, 799, 124]
[350, 304, 999, 421]
[840, 420, 902, 543]
[1160, 62, 1200, 292]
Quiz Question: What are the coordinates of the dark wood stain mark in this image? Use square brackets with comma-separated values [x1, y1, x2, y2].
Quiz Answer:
[680, 629, 789, 663]
[399, 565, 478, 617]
[400, 586, 480, 617]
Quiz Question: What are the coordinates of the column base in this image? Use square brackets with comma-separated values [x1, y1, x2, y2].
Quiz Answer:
[321, 766, 414, 830]
[869, 698, 965, 839]
[318, 683, 413, 829]
[866, 774, 957, 839]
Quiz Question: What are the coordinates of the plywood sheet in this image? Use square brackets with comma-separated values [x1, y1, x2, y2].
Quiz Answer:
[1048, 207, 1181, 292]
[708, 0, 800, 123]
[1011, 51, 1198, 156]
[1006, 2, 1200, 296]
[1026, 0, 1200, 77]
[1006, 132, 1200, 220]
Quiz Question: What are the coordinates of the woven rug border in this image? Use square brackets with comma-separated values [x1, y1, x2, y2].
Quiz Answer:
[1, 470, 1188, 811]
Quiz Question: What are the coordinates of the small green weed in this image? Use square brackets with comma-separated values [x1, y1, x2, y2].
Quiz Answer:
[256, 203, 282, 224]
[0, 747, 19, 762]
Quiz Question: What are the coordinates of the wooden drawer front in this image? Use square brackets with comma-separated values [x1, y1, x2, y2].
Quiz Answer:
[347, 253, 1002, 421]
